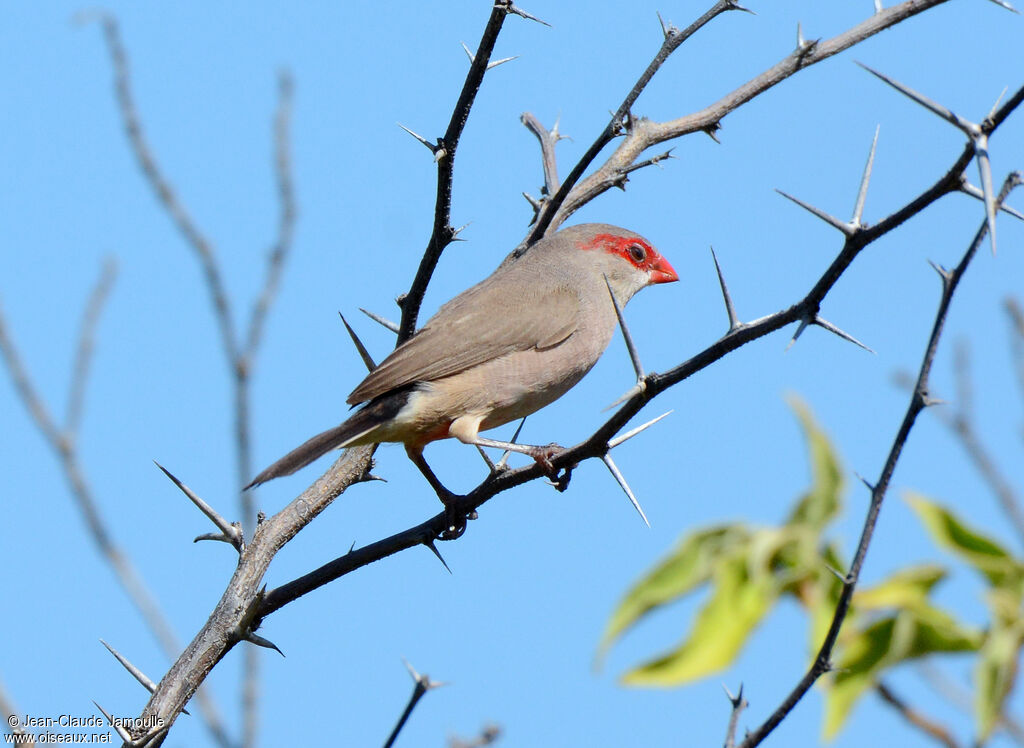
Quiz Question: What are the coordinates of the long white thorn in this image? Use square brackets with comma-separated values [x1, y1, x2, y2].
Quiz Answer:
[602, 453, 650, 526]
[397, 122, 440, 154]
[974, 134, 998, 254]
[852, 126, 880, 226]
[359, 307, 400, 334]
[857, 63, 978, 136]
[604, 274, 645, 384]
[776, 189, 851, 235]
[608, 411, 673, 449]
[813, 316, 875, 353]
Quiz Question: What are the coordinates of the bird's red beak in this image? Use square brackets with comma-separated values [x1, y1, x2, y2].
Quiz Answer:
[648, 254, 679, 285]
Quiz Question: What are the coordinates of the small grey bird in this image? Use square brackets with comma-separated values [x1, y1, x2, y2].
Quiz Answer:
[247, 223, 677, 496]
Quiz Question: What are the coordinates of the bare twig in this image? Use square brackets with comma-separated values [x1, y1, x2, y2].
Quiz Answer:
[449, 724, 502, 748]
[916, 662, 1024, 744]
[876, 681, 960, 748]
[521, 112, 563, 205]
[946, 344, 1024, 546]
[67, 258, 117, 437]
[723, 684, 748, 748]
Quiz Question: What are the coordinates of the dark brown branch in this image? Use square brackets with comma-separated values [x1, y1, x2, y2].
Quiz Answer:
[396, 2, 513, 343]
[876, 681, 960, 748]
[738, 172, 1023, 748]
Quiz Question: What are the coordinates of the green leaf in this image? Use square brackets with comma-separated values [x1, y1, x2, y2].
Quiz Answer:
[854, 564, 947, 611]
[621, 548, 777, 686]
[907, 493, 1024, 601]
[975, 618, 1024, 740]
[598, 525, 750, 659]
[785, 396, 844, 533]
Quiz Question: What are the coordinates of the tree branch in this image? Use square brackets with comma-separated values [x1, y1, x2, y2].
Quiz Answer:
[738, 172, 1023, 748]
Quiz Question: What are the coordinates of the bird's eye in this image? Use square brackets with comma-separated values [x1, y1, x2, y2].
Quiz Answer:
[628, 244, 646, 263]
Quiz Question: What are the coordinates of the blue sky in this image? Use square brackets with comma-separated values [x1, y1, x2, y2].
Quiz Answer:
[2, 2, 1023, 746]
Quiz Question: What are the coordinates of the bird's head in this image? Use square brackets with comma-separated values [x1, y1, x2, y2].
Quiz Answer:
[564, 223, 678, 303]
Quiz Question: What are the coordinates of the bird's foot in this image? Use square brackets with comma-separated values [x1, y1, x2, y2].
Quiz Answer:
[524, 442, 561, 475]
[438, 491, 471, 540]
[525, 443, 574, 492]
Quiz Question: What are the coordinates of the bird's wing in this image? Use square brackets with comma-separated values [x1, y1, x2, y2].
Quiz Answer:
[347, 278, 580, 404]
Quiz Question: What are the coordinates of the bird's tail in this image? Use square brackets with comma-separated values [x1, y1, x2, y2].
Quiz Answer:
[245, 387, 417, 489]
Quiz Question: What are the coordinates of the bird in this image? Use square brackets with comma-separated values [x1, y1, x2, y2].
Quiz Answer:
[246, 222, 677, 513]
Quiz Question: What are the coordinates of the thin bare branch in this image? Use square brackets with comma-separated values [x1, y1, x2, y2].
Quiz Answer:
[876, 681, 960, 748]
[90, 13, 239, 363]
[723, 683, 748, 748]
[521, 112, 562, 200]
[67, 258, 117, 437]
[244, 70, 297, 361]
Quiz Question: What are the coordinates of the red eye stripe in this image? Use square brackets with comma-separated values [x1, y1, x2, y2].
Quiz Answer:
[578, 233, 656, 269]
